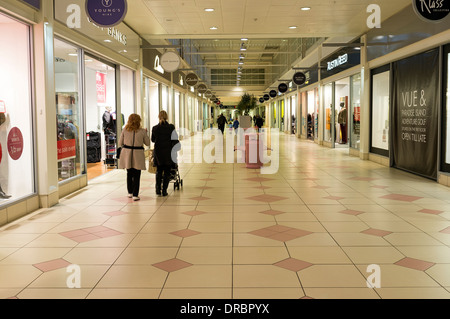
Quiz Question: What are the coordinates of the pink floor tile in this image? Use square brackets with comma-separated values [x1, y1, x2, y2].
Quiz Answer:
[439, 227, 450, 234]
[348, 177, 378, 181]
[340, 209, 364, 216]
[152, 258, 193, 272]
[246, 194, 288, 203]
[170, 229, 202, 238]
[273, 258, 313, 272]
[361, 228, 393, 237]
[395, 257, 435, 271]
[260, 210, 285, 216]
[246, 177, 274, 182]
[183, 210, 208, 216]
[33, 259, 72, 272]
[380, 194, 423, 202]
[189, 196, 211, 201]
[419, 209, 443, 215]
[60, 229, 90, 238]
[249, 225, 312, 242]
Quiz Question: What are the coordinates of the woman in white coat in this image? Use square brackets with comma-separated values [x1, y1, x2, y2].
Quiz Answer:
[118, 114, 150, 201]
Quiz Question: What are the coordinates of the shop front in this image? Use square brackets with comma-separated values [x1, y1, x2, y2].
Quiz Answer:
[54, 0, 140, 184]
[321, 47, 361, 152]
[0, 11, 37, 218]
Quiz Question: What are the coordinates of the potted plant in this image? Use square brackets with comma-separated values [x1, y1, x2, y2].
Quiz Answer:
[237, 93, 257, 129]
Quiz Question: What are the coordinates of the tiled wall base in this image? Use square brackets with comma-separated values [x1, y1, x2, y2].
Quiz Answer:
[58, 175, 88, 199]
[0, 195, 40, 227]
[369, 153, 390, 167]
[438, 173, 450, 187]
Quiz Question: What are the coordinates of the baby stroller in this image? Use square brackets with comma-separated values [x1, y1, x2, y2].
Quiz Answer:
[170, 163, 183, 191]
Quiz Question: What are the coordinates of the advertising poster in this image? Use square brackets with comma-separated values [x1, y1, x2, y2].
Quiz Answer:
[392, 49, 439, 179]
[96, 72, 106, 103]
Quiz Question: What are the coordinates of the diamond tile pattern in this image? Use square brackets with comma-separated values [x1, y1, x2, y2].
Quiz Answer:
[273, 258, 313, 272]
[60, 226, 123, 243]
[170, 229, 202, 238]
[380, 194, 423, 202]
[249, 225, 312, 242]
[33, 259, 72, 272]
[153, 258, 193, 272]
[395, 257, 435, 271]
[361, 228, 393, 237]
[246, 194, 288, 203]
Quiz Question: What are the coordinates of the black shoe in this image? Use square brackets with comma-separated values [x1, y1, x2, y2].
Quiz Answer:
[156, 189, 161, 196]
[162, 190, 168, 197]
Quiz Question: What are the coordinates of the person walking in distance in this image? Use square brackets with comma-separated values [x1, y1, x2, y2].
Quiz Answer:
[151, 111, 180, 197]
[118, 114, 150, 201]
[217, 113, 227, 135]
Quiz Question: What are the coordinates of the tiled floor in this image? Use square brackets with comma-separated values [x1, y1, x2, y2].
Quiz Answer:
[2, 133, 450, 299]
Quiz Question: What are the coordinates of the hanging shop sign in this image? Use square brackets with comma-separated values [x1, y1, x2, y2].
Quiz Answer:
[392, 48, 439, 179]
[160, 51, 181, 73]
[278, 83, 288, 94]
[269, 90, 278, 98]
[7, 127, 24, 161]
[186, 73, 199, 87]
[259, 97, 265, 104]
[327, 54, 349, 71]
[412, 0, 450, 22]
[205, 91, 213, 99]
[264, 94, 270, 101]
[197, 84, 208, 94]
[86, 0, 128, 28]
[20, 0, 40, 9]
[293, 72, 307, 86]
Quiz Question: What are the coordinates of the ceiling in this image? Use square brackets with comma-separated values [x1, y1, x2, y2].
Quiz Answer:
[123, 0, 411, 104]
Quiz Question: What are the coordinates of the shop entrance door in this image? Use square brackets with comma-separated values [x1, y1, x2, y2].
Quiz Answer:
[84, 55, 117, 180]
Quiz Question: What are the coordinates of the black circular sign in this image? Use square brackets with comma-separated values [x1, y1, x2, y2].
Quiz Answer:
[259, 97, 265, 104]
[197, 84, 207, 94]
[278, 83, 288, 94]
[293, 72, 307, 86]
[264, 94, 270, 101]
[205, 90, 212, 98]
[269, 90, 278, 98]
[186, 73, 199, 87]
[86, 0, 128, 28]
[413, 0, 449, 22]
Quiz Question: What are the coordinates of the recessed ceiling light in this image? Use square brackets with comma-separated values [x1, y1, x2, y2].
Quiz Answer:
[104, 39, 112, 43]
[289, 26, 297, 29]
[241, 38, 248, 41]
[210, 26, 218, 30]
[301, 7, 311, 11]
[68, 53, 78, 56]
[205, 8, 215, 12]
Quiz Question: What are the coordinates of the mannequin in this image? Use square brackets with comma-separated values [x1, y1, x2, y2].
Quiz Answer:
[102, 106, 116, 134]
[0, 112, 11, 199]
[338, 102, 348, 144]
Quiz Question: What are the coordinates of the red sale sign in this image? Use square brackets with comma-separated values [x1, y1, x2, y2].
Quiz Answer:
[57, 139, 76, 161]
[96, 72, 106, 104]
[7, 127, 24, 161]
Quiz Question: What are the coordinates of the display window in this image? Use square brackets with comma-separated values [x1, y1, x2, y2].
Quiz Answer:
[307, 90, 315, 140]
[314, 88, 319, 140]
[0, 13, 35, 202]
[146, 78, 160, 146]
[55, 39, 84, 182]
[371, 65, 390, 156]
[442, 45, 450, 173]
[323, 83, 334, 143]
[350, 74, 362, 150]
[85, 55, 117, 179]
[175, 92, 181, 129]
[335, 78, 350, 147]
[120, 66, 135, 131]
[161, 84, 169, 112]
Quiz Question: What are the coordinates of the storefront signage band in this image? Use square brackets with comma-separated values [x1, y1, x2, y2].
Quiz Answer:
[327, 54, 348, 71]
[412, 0, 449, 22]
[86, 0, 128, 28]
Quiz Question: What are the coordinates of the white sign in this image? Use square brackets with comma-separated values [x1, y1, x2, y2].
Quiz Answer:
[327, 53, 349, 71]
[161, 51, 181, 73]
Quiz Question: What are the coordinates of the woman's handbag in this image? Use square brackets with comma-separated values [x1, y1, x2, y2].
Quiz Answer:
[148, 150, 157, 174]
[116, 147, 122, 159]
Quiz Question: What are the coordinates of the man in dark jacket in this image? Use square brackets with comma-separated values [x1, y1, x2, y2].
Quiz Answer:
[151, 111, 180, 196]
[217, 114, 227, 135]
[255, 115, 264, 132]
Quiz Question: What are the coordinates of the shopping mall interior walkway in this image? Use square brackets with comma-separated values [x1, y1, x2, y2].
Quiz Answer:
[1, 133, 450, 299]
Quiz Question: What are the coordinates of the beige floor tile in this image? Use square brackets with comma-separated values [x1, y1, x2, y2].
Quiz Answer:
[285, 233, 338, 247]
[342, 247, 405, 264]
[181, 233, 232, 247]
[233, 287, 305, 299]
[426, 264, 450, 286]
[17, 288, 91, 299]
[384, 232, 444, 246]
[114, 247, 178, 265]
[0, 248, 72, 265]
[331, 233, 391, 247]
[395, 246, 450, 263]
[189, 222, 232, 233]
[0, 265, 42, 288]
[234, 247, 290, 264]
[0, 233, 42, 248]
[160, 288, 231, 299]
[64, 247, 125, 265]
[321, 221, 370, 233]
[140, 222, 191, 233]
[0, 289, 22, 299]
[129, 233, 183, 247]
[87, 288, 162, 299]
[23, 234, 78, 248]
[96, 265, 167, 288]
[375, 287, 450, 299]
[233, 265, 301, 288]
[165, 265, 232, 288]
[304, 287, 380, 299]
[288, 246, 352, 264]
[177, 247, 232, 264]
[299, 265, 368, 288]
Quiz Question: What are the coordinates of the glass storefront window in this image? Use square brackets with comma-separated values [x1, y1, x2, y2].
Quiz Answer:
[120, 66, 135, 130]
[55, 39, 84, 182]
[371, 68, 390, 155]
[314, 88, 319, 140]
[148, 78, 160, 146]
[162, 85, 169, 112]
[85, 55, 117, 177]
[323, 83, 334, 143]
[307, 90, 315, 140]
[443, 47, 450, 172]
[335, 78, 350, 146]
[350, 74, 362, 150]
[0, 14, 35, 201]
